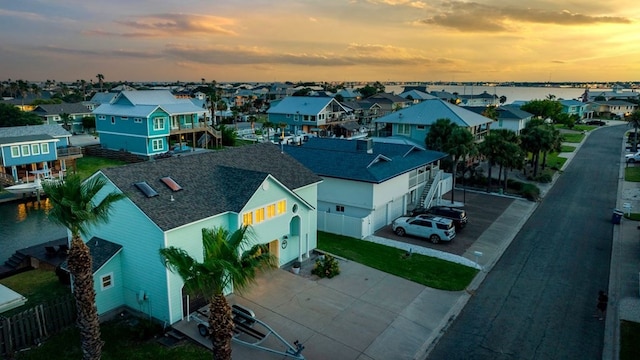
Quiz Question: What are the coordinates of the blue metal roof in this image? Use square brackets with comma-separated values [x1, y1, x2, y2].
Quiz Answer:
[267, 96, 348, 116]
[282, 137, 446, 183]
[373, 98, 492, 128]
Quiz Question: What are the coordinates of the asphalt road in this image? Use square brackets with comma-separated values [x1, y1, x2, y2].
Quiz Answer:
[427, 124, 627, 360]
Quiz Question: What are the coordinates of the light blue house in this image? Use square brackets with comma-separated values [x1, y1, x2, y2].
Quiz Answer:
[31, 103, 93, 134]
[0, 124, 82, 184]
[267, 96, 354, 136]
[372, 98, 493, 144]
[79, 143, 321, 325]
[466, 105, 533, 136]
[559, 99, 588, 119]
[93, 90, 219, 157]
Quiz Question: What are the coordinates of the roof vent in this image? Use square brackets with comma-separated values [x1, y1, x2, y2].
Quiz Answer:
[134, 181, 159, 198]
[160, 176, 183, 192]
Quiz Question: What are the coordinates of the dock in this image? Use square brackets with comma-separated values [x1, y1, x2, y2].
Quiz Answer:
[0, 238, 68, 279]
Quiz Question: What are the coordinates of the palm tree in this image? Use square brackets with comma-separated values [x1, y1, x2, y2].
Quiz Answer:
[628, 110, 640, 152]
[446, 127, 476, 203]
[159, 225, 277, 360]
[96, 74, 104, 92]
[478, 132, 503, 193]
[42, 174, 125, 360]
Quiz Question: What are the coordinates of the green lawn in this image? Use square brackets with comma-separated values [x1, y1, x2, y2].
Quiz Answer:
[544, 152, 567, 170]
[15, 319, 211, 360]
[73, 156, 127, 180]
[317, 232, 478, 291]
[621, 320, 640, 360]
[625, 167, 640, 182]
[0, 269, 70, 316]
[560, 145, 575, 153]
[562, 132, 585, 143]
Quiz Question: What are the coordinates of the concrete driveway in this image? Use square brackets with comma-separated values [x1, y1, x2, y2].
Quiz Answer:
[174, 259, 464, 360]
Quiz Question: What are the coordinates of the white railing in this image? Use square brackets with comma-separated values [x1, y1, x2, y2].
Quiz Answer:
[422, 170, 443, 209]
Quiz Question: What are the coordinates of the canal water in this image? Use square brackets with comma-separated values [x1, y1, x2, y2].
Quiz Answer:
[0, 198, 66, 263]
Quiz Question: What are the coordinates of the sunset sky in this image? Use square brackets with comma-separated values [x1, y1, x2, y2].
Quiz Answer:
[1, 1, 639, 83]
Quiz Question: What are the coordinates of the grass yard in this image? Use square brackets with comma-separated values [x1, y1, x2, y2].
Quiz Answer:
[0, 269, 70, 316]
[15, 318, 211, 360]
[562, 132, 586, 143]
[544, 153, 567, 170]
[625, 166, 640, 182]
[317, 232, 477, 291]
[620, 320, 640, 360]
[560, 145, 576, 153]
[73, 156, 127, 180]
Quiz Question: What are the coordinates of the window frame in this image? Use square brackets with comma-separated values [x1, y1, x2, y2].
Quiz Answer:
[101, 272, 114, 290]
[41, 143, 50, 154]
[10, 146, 20, 158]
[31, 144, 40, 155]
[151, 139, 163, 151]
[153, 117, 165, 131]
[21, 145, 30, 156]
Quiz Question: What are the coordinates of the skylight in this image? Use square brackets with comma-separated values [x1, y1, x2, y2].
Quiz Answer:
[134, 181, 159, 198]
[160, 177, 183, 192]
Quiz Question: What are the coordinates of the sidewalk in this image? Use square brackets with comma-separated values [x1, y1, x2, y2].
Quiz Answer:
[604, 144, 640, 360]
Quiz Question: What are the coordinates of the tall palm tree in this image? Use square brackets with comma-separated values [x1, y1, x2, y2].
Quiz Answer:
[159, 226, 277, 360]
[628, 110, 640, 152]
[95, 74, 104, 92]
[478, 132, 502, 193]
[42, 174, 125, 360]
[446, 127, 476, 203]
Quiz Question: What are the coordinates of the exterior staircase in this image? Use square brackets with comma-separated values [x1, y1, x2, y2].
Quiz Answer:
[198, 126, 222, 148]
[4, 252, 27, 269]
[418, 170, 442, 209]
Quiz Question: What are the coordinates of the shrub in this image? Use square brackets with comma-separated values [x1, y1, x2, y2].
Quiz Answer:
[311, 254, 341, 278]
[522, 183, 541, 201]
[535, 173, 553, 183]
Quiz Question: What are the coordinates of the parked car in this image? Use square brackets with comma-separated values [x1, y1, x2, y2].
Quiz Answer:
[391, 215, 456, 244]
[410, 206, 468, 229]
[586, 120, 606, 126]
[625, 151, 640, 163]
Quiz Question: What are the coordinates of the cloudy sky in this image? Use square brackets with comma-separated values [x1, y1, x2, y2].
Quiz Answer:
[1, 0, 638, 83]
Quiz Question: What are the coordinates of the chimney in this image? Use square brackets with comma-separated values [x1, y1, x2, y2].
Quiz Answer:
[356, 138, 373, 154]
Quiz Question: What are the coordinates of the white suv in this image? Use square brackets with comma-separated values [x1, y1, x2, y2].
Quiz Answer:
[392, 215, 456, 244]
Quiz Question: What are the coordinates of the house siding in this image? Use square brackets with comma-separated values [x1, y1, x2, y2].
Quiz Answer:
[94, 252, 124, 315]
[1, 141, 58, 167]
[88, 178, 170, 324]
[97, 133, 149, 155]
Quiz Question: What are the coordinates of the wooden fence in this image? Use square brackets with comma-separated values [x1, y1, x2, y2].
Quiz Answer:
[83, 144, 146, 163]
[0, 295, 76, 358]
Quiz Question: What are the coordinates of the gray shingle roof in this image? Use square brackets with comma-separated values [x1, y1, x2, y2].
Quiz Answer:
[282, 137, 446, 183]
[0, 124, 71, 141]
[59, 237, 122, 274]
[100, 143, 322, 231]
[32, 103, 92, 115]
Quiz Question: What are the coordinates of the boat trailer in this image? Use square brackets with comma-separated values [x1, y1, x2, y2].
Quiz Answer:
[190, 304, 305, 359]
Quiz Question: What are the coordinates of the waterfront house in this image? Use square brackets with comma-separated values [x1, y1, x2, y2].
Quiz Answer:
[559, 99, 589, 119]
[267, 96, 354, 137]
[0, 124, 82, 185]
[372, 98, 493, 144]
[590, 100, 638, 119]
[93, 90, 220, 157]
[282, 137, 448, 238]
[398, 89, 438, 104]
[341, 101, 382, 128]
[79, 143, 321, 324]
[458, 91, 499, 107]
[31, 103, 93, 134]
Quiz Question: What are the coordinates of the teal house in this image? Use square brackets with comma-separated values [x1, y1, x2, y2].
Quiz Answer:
[81, 143, 321, 325]
[373, 98, 493, 144]
[0, 124, 82, 184]
[93, 91, 219, 158]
